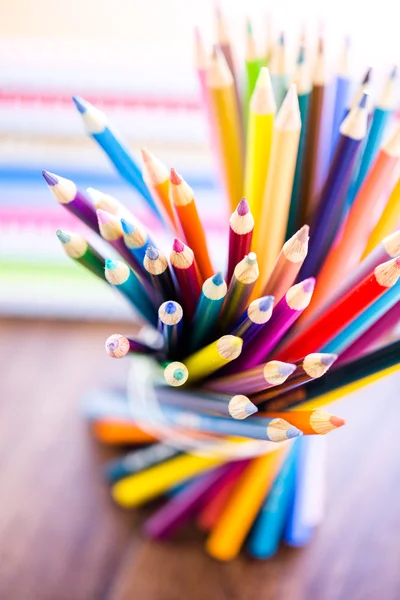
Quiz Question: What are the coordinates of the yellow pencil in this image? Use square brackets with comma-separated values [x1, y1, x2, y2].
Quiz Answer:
[255, 84, 302, 290]
[205, 445, 289, 561]
[184, 335, 243, 382]
[112, 452, 226, 508]
[362, 176, 400, 258]
[206, 46, 244, 213]
[243, 67, 276, 224]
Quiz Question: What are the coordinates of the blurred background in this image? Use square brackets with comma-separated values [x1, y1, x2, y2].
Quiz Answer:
[0, 1, 399, 599]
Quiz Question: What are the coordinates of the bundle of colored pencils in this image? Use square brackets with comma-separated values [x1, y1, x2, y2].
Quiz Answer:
[45, 9, 400, 561]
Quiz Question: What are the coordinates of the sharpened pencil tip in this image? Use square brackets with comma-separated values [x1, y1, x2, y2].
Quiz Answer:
[56, 229, 71, 243]
[105, 258, 117, 270]
[42, 170, 58, 186]
[237, 198, 250, 216]
[212, 272, 224, 286]
[278, 362, 297, 377]
[246, 252, 257, 265]
[170, 168, 182, 185]
[329, 415, 346, 428]
[320, 353, 338, 368]
[302, 277, 316, 293]
[390, 65, 398, 79]
[287, 426, 303, 439]
[297, 43, 306, 64]
[258, 295, 274, 312]
[72, 95, 88, 114]
[145, 245, 159, 260]
[165, 301, 177, 315]
[359, 91, 369, 109]
[278, 31, 285, 45]
[172, 237, 185, 252]
[121, 218, 134, 234]
[246, 18, 253, 36]
[362, 66, 372, 85]
[97, 209, 113, 225]
[296, 224, 310, 243]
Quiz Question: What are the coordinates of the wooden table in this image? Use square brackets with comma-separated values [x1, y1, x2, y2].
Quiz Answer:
[0, 318, 399, 600]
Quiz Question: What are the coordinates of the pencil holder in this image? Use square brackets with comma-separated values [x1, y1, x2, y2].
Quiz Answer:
[45, 7, 400, 561]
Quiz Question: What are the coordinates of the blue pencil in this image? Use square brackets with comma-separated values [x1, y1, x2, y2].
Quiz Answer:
[72, 96, 162, 221]
[247, 441, 300, 559]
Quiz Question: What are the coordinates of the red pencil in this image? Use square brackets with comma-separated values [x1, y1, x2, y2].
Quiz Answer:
[170, 237, 203, 321]
[277, 256, 400, 362]
[227, 198, 254, 282]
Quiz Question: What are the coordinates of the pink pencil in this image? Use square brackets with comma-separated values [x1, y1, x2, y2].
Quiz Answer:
[170, 238, 203, 321]
[227, 198, 255, 282]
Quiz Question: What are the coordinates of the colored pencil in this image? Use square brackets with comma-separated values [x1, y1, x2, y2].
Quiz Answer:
[321, 282, 400, 357]
[183, 335, 243, 382]
[303, 124, 400, 321]
[206, 46, 244, 213]
[362, 176, 400, 258]
[112, 451, 228, 508]
[143, 245, 177, 303]
[158, 301, 183, 359]
[263, 339, 400, 412]
[205, 446, 289, 561]
[299, 92, 369, 279]
[349, 66, 398, 204]
[43, 171, 99, 234]
[156, 386, 257, 420]
[120, 217, 155, 268]
[286, 42, 312, 237]
[104, 258, 157, 325]
[330, 36, 352, 153]
[262, 224, 309, 304]
[252, 353, 337, 404]
[104, 443, 181, 484]
[337, 300, 400, 364]
[197, 461, 250, 531]
[248, 441, 299, 559]
[163, 361, 189, 387]
[56, 229, 106, 280]
[169, 168, 213, 280]
[299, 37, 334, 223]
[255, 84, 302, 289]
[219, 252, 259, 330]
[284, 436, 327, 546]
[232, 278, 315, 372]
[170, 238, 202, 321]
[191, 272, 227, 351]
[261, 410, 346, 435]
[144, 464, 233, 540]
[227, 198, 255, 283]
[105, 332, 163, 358]
[72, 96, 161, 220]
[278, 257, 400, 362]
[269, 32, 288, 109]
[214, 4, 243, 138]
[206, 360, 296, 396]
[244, 20, 263, 124]
[229, 295, 274, 343]
[97, 208, 147, 276]
[91, 419, 157, 445]
[243, 67, 276, 226]
[141, 147, 179, 231]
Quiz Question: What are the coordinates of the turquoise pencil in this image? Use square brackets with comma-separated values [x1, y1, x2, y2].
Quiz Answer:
[247, 441, 300, 559]
[190, 273, 227, 351]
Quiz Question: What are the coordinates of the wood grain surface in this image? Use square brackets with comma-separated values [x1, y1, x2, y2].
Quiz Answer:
[0, 318, 399, 600]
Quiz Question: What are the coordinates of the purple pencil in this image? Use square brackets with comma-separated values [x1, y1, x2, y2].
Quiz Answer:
[105, 332, 164, 358]
[299, 93, 369, 279]
[206, 360, 296, 396]
[337, 302, 400, 364]
[229, 295, 274, 343]
[143, 464, 232, 540]
[42, 170, 99, 234]
[227, 198, 254, 283]
[225, 278, 315, 372]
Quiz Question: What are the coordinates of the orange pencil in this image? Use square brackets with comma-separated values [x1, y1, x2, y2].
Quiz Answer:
[169, 168, 214, 280]
[205, 446, 289, 561]
[260, 410, 346, 435]
[141, 148, 180, 233]
[91, 419, 157, 445]
[302, 125, 400, 322]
